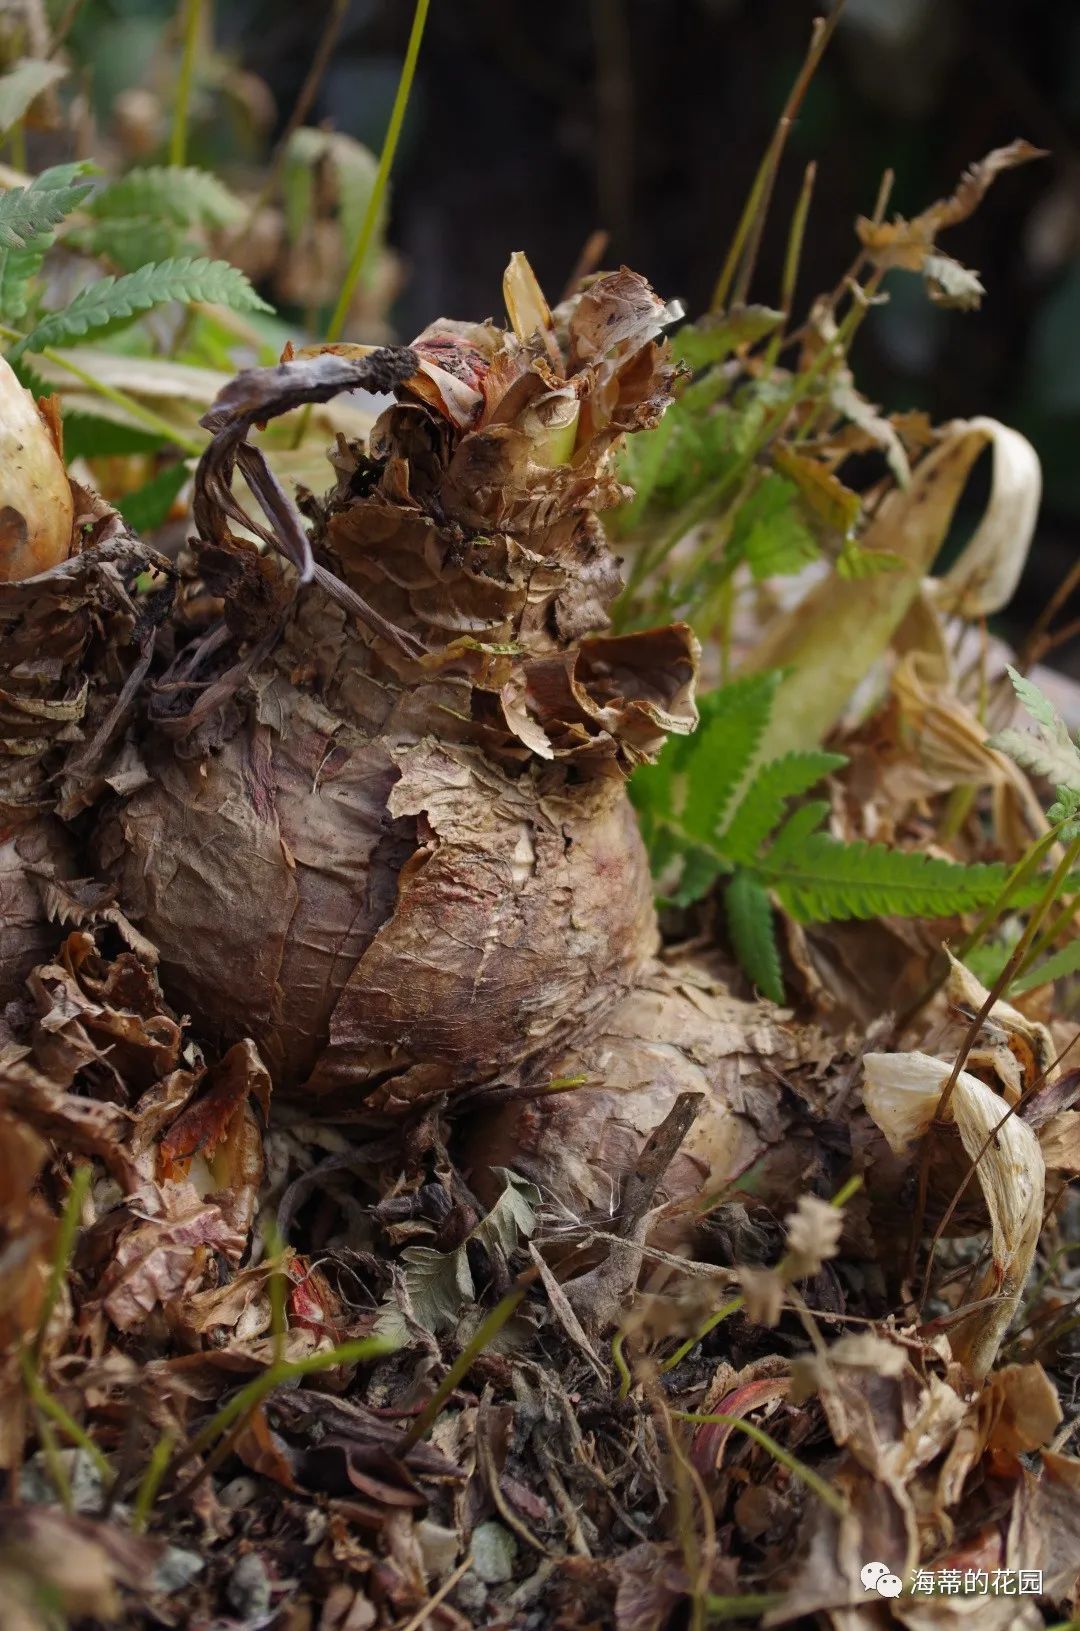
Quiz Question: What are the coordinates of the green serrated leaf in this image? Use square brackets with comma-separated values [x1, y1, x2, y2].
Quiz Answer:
[672, 305, 784, 370]
[116, 460, 190, 532]
[12, 255, 272, 356]
[1010, 936, 1080, 996]
[726, 869, 784, 1002]
[67, 215, 186, 274]
[730, 473, 820, 581]
[1004, 664, 1061, 730]
[399, 1243, 475, 1335]
[680, 671, 782, 842]
[0, 59, 66, 136]
[88, 166, 245, 228]
[472, 1170, 540, 1259]
[0, 164, 96, 321]
[390, 1169, 540, 1335]
[0, 163, 93, 251]
[989, 667, 1080, 789]
[764, 835, 1005, 924]
[988, 726, 1080, 792]
[722, 750, 847, 863]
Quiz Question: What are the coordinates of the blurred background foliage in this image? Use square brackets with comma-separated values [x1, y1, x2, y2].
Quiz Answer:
[10, 0, 1080, 657]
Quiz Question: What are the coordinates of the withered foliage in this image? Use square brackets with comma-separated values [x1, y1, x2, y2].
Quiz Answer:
[1, 255, 1079, 1631]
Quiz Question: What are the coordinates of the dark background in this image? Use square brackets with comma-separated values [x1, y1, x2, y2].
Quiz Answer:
[70, 0, 1080, 655]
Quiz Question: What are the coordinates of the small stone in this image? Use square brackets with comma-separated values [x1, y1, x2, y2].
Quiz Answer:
[219, 1476, 260, 1509]
[416, 1519, 460, 1582]
[470, 1521, 517, 1584]
[228, 1551, 273, 1618]
[154, 1547, 204, 1594]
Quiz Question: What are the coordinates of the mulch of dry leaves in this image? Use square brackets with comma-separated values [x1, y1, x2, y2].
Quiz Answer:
[2, 912, 1079, 1631]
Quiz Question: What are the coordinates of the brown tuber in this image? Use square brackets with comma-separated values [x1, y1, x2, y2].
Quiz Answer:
[97, 263, 699, 1114]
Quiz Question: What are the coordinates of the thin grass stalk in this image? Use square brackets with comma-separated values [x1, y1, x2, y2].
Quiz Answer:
[170, 0, 203, 168]
[704, 1596, 786, 1624]
[36, 1412, 73, 1510]
[711, 2, 846, 314]
[19, 1349, 113, 1483]
[909, 832, 1080, 1282]
[936, 832, 1080, 1125]
[0, 323, 204, 454]
[33, 1165, 91, 1364]
[400, 1285, 527, 1449]
[325, 0, 430, 344]
[762, 160, 816, 374]
[172, 1333, 398, 1476]
[131, 1429, 176, 1532]
[672, 1410, 847, 1516]
[659, 1175, 861, 1373]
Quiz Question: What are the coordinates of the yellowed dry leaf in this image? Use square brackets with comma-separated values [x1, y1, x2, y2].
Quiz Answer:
[862, 1050, 1044, 1377]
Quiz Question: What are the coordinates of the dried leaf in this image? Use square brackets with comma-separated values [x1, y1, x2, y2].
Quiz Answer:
[863, 1050, 1044, 1375]
[856, 140, 1046, 304]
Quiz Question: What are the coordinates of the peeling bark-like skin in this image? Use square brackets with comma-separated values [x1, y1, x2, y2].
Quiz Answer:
[0, 819, 78, 1008]
[460, 960, 811, 1226]
[0, 479, 174, 1002]
[99, 267, 694, 1104]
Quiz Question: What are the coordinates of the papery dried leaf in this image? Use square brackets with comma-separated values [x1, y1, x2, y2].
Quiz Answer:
[0, 1506, 156, 1627]
[856, 140, 1046, 285]
[95, 1177, 248, 1330]
[1008, 1450, 1080, 1601]
[863, 1051, 1044, 1376]
[746, 418, 1036, 759]
[0, 1110, 54, 1349]
[0, 816, 77, 1005]
[944, 951, 1056, 1099]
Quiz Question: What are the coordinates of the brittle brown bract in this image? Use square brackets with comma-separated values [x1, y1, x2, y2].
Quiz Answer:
[100, 267, 701, 1107]
[0, 447, 174, 1005]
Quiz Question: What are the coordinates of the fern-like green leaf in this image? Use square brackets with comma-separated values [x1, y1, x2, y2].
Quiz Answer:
[722, 749, 846, 863]
[730, 473, 820, 581]
[632, 670, 780, 903]
[0, 162, 93, 250]
[988, 665, 1080, 790]
[12, 256, 272, 357]
[763, 835, 1006, 923]
[87, 166, 245, 229]
[1010, 936, 1080, 996]
[726, 870, 784, 1002]
[67, 215, 186, 275]
[679, 670, 781, 842]
[0, 164, 96, 321]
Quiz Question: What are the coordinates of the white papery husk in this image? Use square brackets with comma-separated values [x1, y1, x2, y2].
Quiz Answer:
[862, 1049, 1043, 1379]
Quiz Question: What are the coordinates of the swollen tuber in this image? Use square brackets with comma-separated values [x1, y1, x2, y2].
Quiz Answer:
[97, 265, 699, 1108]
